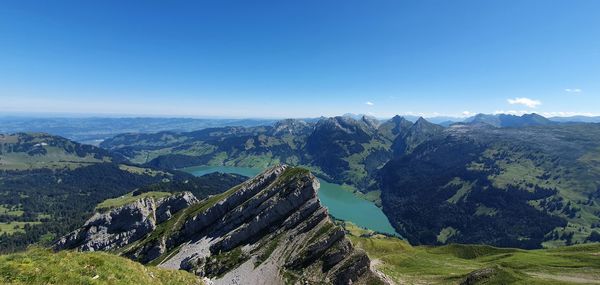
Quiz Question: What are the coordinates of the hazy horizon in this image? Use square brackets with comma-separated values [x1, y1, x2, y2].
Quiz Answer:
[1, 110, 598, 121]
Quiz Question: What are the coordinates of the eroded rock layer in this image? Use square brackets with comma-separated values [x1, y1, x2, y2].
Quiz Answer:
[54, 165, 382, 285]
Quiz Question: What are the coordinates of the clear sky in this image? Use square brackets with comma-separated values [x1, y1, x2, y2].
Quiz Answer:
[1, 0, 599, 118]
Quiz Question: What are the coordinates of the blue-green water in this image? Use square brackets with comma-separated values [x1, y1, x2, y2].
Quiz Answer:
[182, 165, 397, 235]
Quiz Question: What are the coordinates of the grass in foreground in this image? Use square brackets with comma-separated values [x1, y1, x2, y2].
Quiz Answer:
[348, 229, 600, 284]
[0, 248, 202, 285]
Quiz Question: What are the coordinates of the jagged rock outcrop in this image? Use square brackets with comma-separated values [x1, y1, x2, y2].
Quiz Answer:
[53, 191, 197, 252]
[461, 267, 502, 285]
[156, 191, 199, 223]
[53, 198, 157, 252]
[55, 165, 382, 285]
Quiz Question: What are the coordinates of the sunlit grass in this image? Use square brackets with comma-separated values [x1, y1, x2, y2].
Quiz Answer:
[0, 248, 203, 285]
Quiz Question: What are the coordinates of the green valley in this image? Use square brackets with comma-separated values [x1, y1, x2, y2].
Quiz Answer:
[101, 116, 406, 190]
[0, 133, 244, 253]
[101, 115, 600, 249]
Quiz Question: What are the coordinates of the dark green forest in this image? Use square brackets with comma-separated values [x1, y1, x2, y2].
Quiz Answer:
[0, 163, 243, 253]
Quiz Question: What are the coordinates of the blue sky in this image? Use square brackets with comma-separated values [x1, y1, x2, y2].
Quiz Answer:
[1, 0, 599, 118]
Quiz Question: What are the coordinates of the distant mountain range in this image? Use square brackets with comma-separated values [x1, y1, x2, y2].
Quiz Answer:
[100, 114, 600, 249]
[1, 113, 598, 145]
[0, 117, 278, 145]
[462, 113, 553, 128]
[2, 118, 597, 283]
[101, 115, 405, 190]
[346, 112, 600, 125]
[100, 114, 461, 191]
[3, 113, 600, 251]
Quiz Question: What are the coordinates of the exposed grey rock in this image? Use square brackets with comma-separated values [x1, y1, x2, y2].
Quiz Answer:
[461, 267, 498, 285]
[53, 198, 157, 252]
[55, 165, 382, 284]
[156, 191, 198, 224]
[179, 165, 286, 241]
[286, 227, 345, 269]
[322, 238, 352, 271]
[53, 191, 197, 252]
[331, 251, 372, 285]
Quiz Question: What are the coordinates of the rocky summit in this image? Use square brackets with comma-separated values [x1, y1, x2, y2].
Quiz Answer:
[54, 165, 382, 285]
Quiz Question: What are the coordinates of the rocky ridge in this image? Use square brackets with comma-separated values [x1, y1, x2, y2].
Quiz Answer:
[54, 165, 382, 285]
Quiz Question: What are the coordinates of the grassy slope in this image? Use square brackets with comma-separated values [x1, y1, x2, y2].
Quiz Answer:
[0, 133, 113, 171]
[0, 248, 202, 285]
[350, 231, 600, 284]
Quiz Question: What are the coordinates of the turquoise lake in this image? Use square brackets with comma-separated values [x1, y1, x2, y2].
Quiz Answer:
[182, 165, 398, 235]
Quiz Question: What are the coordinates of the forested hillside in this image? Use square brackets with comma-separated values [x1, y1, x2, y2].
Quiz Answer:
[381, 123, 600, 248]
[101, 115, 600, 249]
[0, 133, 243, 253]
[101, 115, 416, 190]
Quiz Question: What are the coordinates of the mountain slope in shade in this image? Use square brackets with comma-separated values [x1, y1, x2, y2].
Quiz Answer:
[377, 115, 413, 141]
[54, 166, 383, 285]
[381, 123, 600, 248]
[391, 117, 445, 156]
[304, 116, 390, 187]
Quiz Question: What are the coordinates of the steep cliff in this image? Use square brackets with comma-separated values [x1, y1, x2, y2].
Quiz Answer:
[55, 165, 382, 285]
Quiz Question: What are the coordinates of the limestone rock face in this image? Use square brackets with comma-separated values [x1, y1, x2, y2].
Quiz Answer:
[55, 166, 382, 284]
[53, 198, 157, 252]
[156, 191, 199, 223]
[53, 191, 196, 252]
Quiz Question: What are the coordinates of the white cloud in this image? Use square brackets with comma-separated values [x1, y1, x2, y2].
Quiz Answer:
[365, 101, 374, 106]
[507, 97, 541, 108]
[462, 111, 474, 117]
[564, 88, 582, 93]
